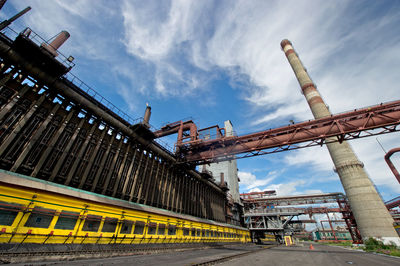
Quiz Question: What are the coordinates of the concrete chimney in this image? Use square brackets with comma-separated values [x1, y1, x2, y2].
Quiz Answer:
[281, 39, 400, 245]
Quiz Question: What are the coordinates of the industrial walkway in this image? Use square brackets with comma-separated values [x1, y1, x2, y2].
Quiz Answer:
[8, 243, 400, 265]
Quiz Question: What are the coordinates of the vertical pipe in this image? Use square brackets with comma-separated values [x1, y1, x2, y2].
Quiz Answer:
[281, 39, 400, 245]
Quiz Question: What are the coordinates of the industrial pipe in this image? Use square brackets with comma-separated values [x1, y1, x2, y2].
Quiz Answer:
[384, 147, 400, 184]
[154, 120, 198, 142]
[0, 6, 31, 30]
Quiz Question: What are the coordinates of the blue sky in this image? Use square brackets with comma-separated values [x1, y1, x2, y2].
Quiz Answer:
[2, 0, 400, 201]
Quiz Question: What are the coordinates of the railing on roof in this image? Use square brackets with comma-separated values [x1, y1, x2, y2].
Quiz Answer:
[63, 71, 143, 126]
[1, 26, 176, 154]
[18, 27, 75, 69]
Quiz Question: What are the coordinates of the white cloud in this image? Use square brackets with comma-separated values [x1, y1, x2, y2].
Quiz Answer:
[264, 180, 307, 196]
[238, 170, 278, 190]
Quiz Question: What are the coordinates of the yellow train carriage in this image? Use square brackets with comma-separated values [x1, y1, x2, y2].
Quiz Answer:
[0, 170, 250, 245]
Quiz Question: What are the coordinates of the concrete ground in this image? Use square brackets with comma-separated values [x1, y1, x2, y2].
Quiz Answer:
[8, 243, 400, 266]
[221, 243, 400, 266]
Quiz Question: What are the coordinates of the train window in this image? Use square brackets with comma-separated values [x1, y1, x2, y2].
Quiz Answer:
[24, 207, 55, 228]
[82, 215, 101, 232]
[147, 222, 157, 235]
[120, 220, 133, 234]
[54, 211, 79, 230]
[158, 224, 166, 235]
[196, 229, 200, 237]
[102, 217, 118, 233]
[168, 225, 176, 235]
[183, 228, 189, 236]
[191, 228, 195, 236]
[0, 201, 22, 226]
[134, 221, 145, 235]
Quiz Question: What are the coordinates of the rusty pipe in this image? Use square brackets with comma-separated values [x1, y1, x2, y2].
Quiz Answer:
[384, 147, 400, 184]
[154, 120, 198, 140]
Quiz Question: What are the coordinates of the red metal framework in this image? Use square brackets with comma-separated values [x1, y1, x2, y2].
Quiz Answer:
[170, 100, 400, 164]
[384, 148, 400, 184]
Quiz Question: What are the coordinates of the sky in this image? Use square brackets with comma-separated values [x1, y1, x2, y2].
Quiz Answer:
[2, 0, 400, 201]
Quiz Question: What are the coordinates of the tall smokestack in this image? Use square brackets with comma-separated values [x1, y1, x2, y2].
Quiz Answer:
[281, 39, 400, 245]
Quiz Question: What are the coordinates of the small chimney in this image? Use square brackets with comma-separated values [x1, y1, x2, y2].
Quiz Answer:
[41, 31, 70, 57]
[143, 103, 151, 127]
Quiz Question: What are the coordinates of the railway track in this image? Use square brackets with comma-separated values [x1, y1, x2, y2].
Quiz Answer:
[0, 242, 250, 264]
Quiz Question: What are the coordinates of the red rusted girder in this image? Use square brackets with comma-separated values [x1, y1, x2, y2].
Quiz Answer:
[153, 120, 198, 145]
[178, 100, 400, 164]
[384, 147, 400, 184]
[385, 196, 400, 210]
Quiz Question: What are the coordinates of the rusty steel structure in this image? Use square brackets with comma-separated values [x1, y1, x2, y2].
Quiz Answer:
[163, 100, 400, 164]
[241, 192, 362, 243]
[0, 27, 228, 222]
[385, 147, 400, 184]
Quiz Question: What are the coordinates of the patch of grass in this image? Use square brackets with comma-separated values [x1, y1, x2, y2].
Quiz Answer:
[317, 241, 353, 247]
[363, 238, 400, 257]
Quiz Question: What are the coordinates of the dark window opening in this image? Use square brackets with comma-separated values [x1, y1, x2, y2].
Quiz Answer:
[120, 220, 133, 234]
[102, 217, 118, 233]
[147, 222, 157, 235]
[24, 207, 55, 228]
[0, 201, 22, 226]
[82, 215, 101, 232]
[54, 211, 79, 230]
[196, 229, 200, 237]
[183, 228, 189, 236]
[134, 221, 145, 235]
[191, 228, 196, 236]
[158, 224, 165, 235]
[168, 225, 176, 235]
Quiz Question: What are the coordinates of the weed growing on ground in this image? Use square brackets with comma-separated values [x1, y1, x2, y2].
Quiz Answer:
[364, 238, 400, 257]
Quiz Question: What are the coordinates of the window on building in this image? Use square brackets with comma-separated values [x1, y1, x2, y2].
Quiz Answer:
[206, 230, 209, 237]
[24, 207, 55, 228]
[120, 220, 133, 234]
[183, 228, 189, 236]
[196, 229, 200, 237]
[134, 221, 145, 235]
[168, 225, 176, 235]
[147, 222, 157, 235]
[54, 211, 79, 230]
[102, 217, 118, 233]
[0, 201, 22, 226]
[191, 228, 196, 237]
[158, 224, 166, 235]
[82, 215, 102, 232]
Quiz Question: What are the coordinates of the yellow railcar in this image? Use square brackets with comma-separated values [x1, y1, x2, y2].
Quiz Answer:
[0, 170, 250, 245]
